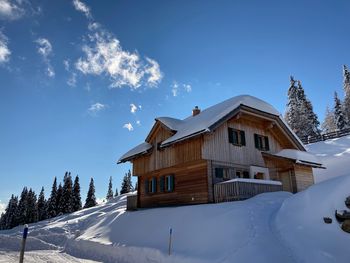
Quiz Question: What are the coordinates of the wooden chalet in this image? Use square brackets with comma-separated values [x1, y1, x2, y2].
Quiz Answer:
[118, 95, 324, 208]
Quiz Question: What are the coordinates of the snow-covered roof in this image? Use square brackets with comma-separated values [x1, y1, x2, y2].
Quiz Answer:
[155, 117, 184, 131]
[265, 149, 325, 168]
[160, 95, 281, 146]
[118, 95, 305, 163]
[117, 142, 152, 163]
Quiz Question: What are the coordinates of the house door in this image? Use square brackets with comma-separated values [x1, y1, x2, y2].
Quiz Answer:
[280, 170, 292, 192]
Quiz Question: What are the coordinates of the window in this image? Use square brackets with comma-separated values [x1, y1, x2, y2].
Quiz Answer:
[145, 177, 157, 194]
[165, 174, 174, 192]
[228, 128, 246, 146]
[254, 134, 270, 151]
[215, 168, 231, 180]
[215, 168, 223, 178]
[243, 171, 250, 179]
[236, 170, 250, 179]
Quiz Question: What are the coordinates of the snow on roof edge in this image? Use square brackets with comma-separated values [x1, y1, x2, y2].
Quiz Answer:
[117, 142, 153, 163]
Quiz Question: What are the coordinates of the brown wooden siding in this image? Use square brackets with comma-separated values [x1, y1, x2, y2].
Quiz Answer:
[133, 125, 202, 175]
[294, 165, 314, 191]
[138, 160, 208, 207]
[202, 117, 286, 166]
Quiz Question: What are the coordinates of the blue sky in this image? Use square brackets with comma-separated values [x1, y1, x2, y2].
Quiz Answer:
[1, 0, 350, 211]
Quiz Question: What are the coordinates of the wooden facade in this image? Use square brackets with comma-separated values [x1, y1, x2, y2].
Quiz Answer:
[127, 108, 317, 208]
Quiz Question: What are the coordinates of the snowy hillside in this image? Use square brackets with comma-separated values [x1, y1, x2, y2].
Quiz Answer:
[306, 135, 350, 182]
[1, 137, 350, 262]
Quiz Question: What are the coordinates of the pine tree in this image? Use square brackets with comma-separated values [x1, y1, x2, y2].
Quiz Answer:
[1, 195, 18, 229]
[84, 178, 97, 208]
[62, 172, 74, 214]
[285, 77, 320, 138]
[114, 187, 119, 197]
[16, 187, 28, 225]
[334, 91, 346, 130]
[0, 213, 6, 230]
[106, 176, 114, 200]
[47, 177, 58, 218]
[120, 170, 133, 194]
[285, 76, 301, 134]
[72, 175, 82, 212]
[321, 106, 336, 133]
[56, 183, 64, 216]
[343, 65, 350, 125]
[26, 188, 38, 224]
[37, 187, 47, 221]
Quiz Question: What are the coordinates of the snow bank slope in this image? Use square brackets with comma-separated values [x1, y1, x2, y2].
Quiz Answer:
[275, 175, 350, 263]
[306, 135, 350, 182]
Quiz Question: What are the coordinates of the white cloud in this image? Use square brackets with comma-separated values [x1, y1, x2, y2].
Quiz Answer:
[72, 0, 91, 19]
[0, 0, 25, 20]
[88, 102, 106, 115]
[171, 81, 179, 97]
[0, 31, 10, 63]
[35, 37, 55, 77]
[0, 200, 6, 215]
[67, 73, 77, 87]
[130, 103, 138, 114]
[73, 4, 163, 90]
[145, 57, 162, 87]
[63, 59, 70, 71]
[171, 82, 192, 96]
[136, 120, 141, 126]
[123, 122, 133, 131]
[183, 83, 192, 93]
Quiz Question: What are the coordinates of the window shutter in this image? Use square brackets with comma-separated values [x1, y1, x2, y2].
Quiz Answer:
[144, 179, 149, 194]
[152, 177, 157, 193]
[170, 175, 175, 191]
[240, 130, 246, 146]
[264, 136, 270, 151]
[228, 128, 234, 143]
[254, 134, 259, 149]
[160, 176, 165, 192]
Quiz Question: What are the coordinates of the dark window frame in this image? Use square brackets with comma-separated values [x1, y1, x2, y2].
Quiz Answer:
[228, 128, 246, 146]
[254, 133, 270, 151]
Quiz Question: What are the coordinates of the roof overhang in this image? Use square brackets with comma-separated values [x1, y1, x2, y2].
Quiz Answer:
[262, 152, 326, 169]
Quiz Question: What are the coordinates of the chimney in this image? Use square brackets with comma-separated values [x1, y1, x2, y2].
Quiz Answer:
[192, 106, 201, 116]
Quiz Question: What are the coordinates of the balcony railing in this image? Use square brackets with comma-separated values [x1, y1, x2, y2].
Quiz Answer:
[214, 178, 283, 203]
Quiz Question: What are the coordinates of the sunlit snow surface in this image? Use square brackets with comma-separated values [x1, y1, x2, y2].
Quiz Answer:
[1, 137, 350, 262]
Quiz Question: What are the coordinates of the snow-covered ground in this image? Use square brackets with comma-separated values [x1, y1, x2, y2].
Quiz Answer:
[0, 136, 350, 262]
[306, 135, 350, 182]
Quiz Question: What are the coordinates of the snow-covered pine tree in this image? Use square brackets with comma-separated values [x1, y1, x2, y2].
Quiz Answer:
[47, 177, 58, 218]
[106, 176, 114, 200]
[114, 187, 119, 197]
[0, 213, 5, 230]
[120, 170, 133, 194]
[1, 195, 18, 229]
[16, 187, 28, 225]
[285, 76, 303, 136]
[72, 175, 82, 212]
[321, 106, 337, 133]
[37, 187, 47, 221]
[84, 178, 97, 208]
[56, 183, 64, 215]
[26, 188, 38, 224]
[297, 80, 321, 137]
[62, 172, 74, 214]
[343, 65, 350, 125]
[334, 91, 346, 130]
